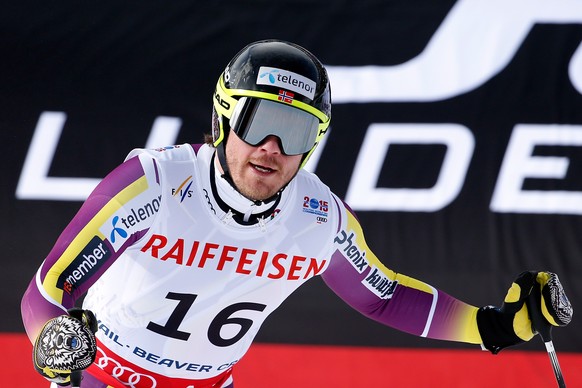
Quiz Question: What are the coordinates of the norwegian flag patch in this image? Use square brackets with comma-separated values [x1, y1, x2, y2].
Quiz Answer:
[278, 89, 294, 104]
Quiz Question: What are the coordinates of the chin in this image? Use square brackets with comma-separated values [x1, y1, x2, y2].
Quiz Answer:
[247, 187, 280, 202]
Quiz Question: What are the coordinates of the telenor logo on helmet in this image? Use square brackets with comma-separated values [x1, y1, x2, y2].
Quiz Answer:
[257, 66, 316, 100]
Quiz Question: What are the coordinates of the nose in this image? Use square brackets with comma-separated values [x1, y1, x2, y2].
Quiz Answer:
[259, 135, 283, 154]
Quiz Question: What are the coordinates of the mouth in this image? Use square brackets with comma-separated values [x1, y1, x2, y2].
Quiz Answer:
[250, 162, 275, 173]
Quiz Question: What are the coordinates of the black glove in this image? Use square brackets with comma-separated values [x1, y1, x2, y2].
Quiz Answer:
[476, 271, 572, 354]
[33, 308, 98, 386]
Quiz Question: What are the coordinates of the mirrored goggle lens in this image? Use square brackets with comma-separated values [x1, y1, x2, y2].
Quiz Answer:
[230, 97, 319, 155]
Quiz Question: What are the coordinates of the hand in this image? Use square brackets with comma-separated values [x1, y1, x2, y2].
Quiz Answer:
[33, 308, 98, 385]
[476, 271, 572, 354]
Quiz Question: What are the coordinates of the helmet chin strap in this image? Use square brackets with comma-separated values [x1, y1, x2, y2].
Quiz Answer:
[215, 140, 234, 188]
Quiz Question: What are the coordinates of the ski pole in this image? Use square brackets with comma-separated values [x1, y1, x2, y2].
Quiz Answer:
[526, 281, 566, 388]
[70, 370, 82, 388]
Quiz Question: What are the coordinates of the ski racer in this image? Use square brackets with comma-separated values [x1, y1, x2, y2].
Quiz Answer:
[21, 39, 573, 388]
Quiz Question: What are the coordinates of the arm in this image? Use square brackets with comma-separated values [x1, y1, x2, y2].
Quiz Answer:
[322, 199, 573, 352]
[321, 201, 481, 344]
[21, 153, 161, 342]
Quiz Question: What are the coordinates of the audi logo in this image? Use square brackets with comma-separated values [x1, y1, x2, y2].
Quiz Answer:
[95, 348, 158, 388]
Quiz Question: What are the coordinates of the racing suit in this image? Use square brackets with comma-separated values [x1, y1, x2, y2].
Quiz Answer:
[21, 143, 482, 387]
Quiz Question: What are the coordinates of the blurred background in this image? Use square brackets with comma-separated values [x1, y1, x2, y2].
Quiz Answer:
[2, 0, 581, 386]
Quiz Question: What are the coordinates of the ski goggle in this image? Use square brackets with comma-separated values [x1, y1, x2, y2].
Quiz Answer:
[229, 97, 320, 155]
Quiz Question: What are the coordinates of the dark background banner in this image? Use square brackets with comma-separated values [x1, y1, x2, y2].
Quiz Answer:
[3, 0, 581, 353]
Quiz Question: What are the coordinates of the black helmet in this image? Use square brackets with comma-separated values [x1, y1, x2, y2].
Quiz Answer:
[212, 39, 331, 168]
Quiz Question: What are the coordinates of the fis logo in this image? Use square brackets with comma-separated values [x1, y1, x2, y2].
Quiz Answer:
[172, 176, 193, 203]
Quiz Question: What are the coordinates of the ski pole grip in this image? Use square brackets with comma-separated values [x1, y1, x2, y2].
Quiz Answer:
[526, 283, 552, 342]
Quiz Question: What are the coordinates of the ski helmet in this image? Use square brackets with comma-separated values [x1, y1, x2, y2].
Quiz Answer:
[212, 39, 331, 168]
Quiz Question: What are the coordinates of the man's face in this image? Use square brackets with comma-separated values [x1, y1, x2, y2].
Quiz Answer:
[221, 130, 303, 201]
